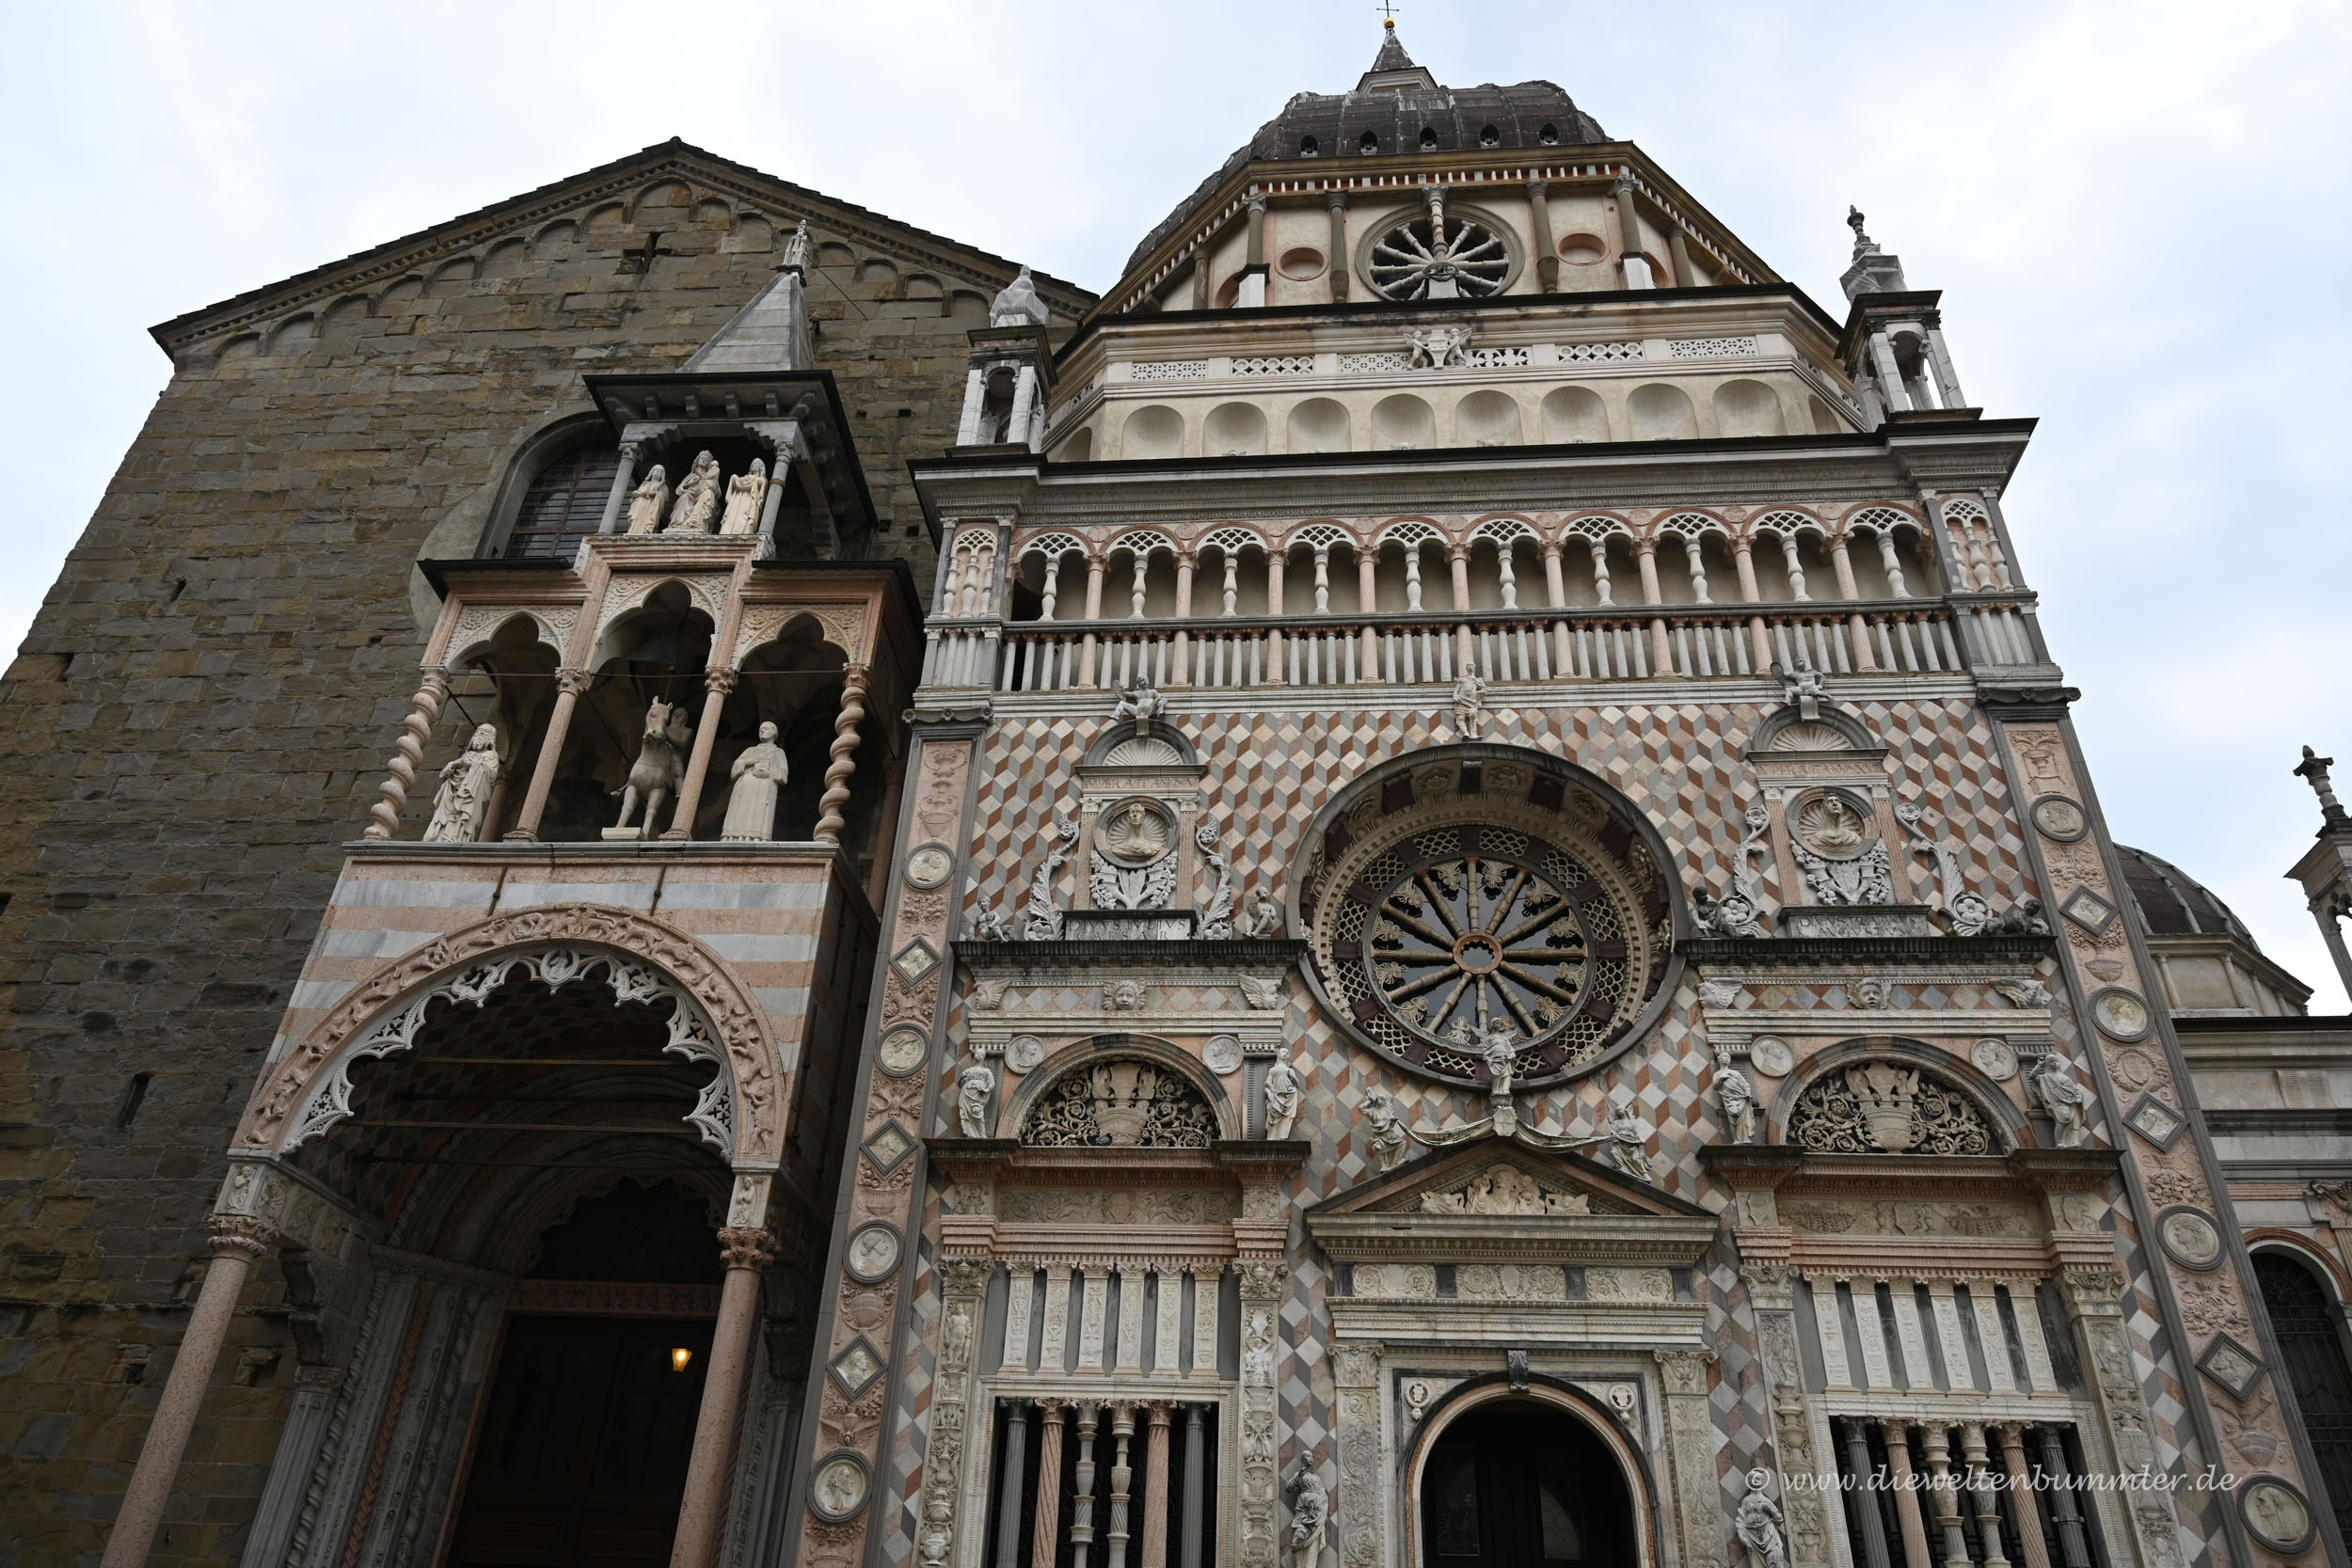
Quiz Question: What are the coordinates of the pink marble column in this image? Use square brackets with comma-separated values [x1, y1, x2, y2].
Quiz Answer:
[664, 666, 739, 840]
[1636, 541, 1673, 674]
[667, 1226, 773, 1568]
[1031, 1399, 1070, 1568]
[1139, 1401, 1174, 1568]
[101, 1216, 276, 1568]
[1828, 533, 1878, 671]
[507, 666, 593, 840]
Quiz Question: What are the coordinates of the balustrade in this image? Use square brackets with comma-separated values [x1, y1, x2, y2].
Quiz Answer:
[993, 599, 1970, 692]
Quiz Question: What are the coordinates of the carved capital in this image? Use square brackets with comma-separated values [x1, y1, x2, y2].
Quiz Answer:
[842, 660, 871, 692]
[555, 666, 595, 697]
[938, 1255, 995, 1298]
[704, 665, 740, 698]
[718, 1226, 778, 1272]
[207, 1213, 280, 1261]
[1236, 1258, 1286, 1302]
[1653, 1346, 1716, 1396]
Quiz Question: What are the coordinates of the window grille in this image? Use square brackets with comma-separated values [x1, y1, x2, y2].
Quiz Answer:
[503, 445, 619, 561]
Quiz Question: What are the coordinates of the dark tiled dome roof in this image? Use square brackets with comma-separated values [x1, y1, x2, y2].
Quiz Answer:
[2115, 845, 2259, 946]
[1123, 32, 1609, 276]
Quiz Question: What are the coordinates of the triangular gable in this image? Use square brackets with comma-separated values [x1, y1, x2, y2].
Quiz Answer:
[1310, 1136, 1712, 1222]
[150, 137, 1095, 356]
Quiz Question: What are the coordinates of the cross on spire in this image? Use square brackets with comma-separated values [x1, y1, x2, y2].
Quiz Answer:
[1375, 1, 1401, 23]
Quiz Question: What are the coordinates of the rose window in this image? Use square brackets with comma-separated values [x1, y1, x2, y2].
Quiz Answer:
[1297, 751, 1679, 1087]
[1368, 215, 1511, 301]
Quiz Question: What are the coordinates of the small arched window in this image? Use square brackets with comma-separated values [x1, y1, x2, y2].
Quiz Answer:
[1479, 123, 1500, 148]
[1537, 122, 1559, 146]
[1359, 130, 1378, 155]
[1419, 126, 1439, 150]
[504, 444, 619, 560]
[1299, 135, 1320, 156]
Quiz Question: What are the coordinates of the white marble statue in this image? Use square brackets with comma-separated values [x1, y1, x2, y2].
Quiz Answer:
[624, 464, 671, 534]
[1772, 658, 1829, 721]
[989, 264, 1050, 327]
[1245, 887, 1284, 938]
[664, 450, 723, 533]
[612, 699, 693, 834]
[718, 459, 768, 535]
[780, 218, 812, 273]
[1602, 1092, 1654, 1182]
[1284, 1461, 1329, 1565]
[1713, 1047, 1758, 1144]
[422, 722, 500, 842]
[2036, 1050, 2090, 1148]
[1450, 671, 1487, 737]
[955, 1065, 994, 1138]
[1263, 1060, 1302, 1139]
[1734, 1469, 1788, 1568]
[1362, 1088, 1409, 1172]
[1480, 1022, 1518, 1097]
[971, 902, 1011, 942]
[720, 721, 789, 841]
[1406, 324, 1473, 369]
[1112, 679, 1164, 738]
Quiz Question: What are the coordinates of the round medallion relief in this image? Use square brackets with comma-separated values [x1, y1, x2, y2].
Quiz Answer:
[1295, 747, 1679, 1087]
[2113, 1048, 2158, 1090]
[845, 1222, 902, 1284]
[2240, 1478, 2315, 1553]
[1748, 1037, 1794, 1077]
[2156, 1205, 2224, 1270]
[2090, 987, 2153, 1042]
[2029, 794, 2089, 842]
[877, 1027, 929, 1077]
[808, 1451, 872, 1522]
[903, 844, 954, 890]
[1098, 798, 1176, 864]
[1970, 1037, 2019, 1082]
[1004, 1035, 1045, 1074]
[1792, 789, 1875, 859]
[1203, 1034, 1244, 1074]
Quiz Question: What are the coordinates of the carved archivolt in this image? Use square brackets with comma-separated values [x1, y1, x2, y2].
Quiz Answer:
[447, 603, 580, 666]
[1786, 1060, 1995, 1156]
[239, 904, 780, 1163]
[733, 601, 869, 666]
[596, 573, 733, 641]
[1020, 1057, 1216, 1148]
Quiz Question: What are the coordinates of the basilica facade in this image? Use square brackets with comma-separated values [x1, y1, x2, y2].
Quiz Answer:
[6, 28, 2352, 1568]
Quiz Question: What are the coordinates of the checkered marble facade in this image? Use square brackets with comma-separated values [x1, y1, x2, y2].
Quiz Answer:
[838, 671, 2304, 1568]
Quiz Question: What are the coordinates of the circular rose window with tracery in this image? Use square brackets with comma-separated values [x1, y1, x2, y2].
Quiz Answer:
[1296, 748, 1681, 1087]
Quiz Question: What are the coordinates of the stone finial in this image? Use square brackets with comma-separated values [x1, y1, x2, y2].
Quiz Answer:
[1839, 203, 1909, 301]
[988, 265, 1049, 328]
[1846, 205, 1871, 252]
[2296, 745, 2347, 827]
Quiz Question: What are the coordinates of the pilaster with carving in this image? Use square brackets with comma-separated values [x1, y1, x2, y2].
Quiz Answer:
[2003, 718, 2336, 1566]
[1236, 1259, 1286, 1568]
[2058, 1265, 2185, 1568]
[1740, 1265, 1832, 1568]
[1330, 1343, 1382, 1568]
[790, 735, 974, 1568]
[914, 1254, 992, 1568]
[1655, 1348, 1722, 1568]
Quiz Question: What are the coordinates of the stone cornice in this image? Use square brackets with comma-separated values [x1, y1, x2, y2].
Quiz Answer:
[1307, 1210, 1719, 1267]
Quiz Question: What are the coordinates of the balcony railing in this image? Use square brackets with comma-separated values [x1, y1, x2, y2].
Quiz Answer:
[934, 598, 1992, 694]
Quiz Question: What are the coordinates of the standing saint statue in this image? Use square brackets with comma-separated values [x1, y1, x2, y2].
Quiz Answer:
[625, 464, 670, 534]
[780, 217, 812, 274]
[422, 723, 501, 842]
[664, 451, 723, 533]
[1602, 1092, 1654, 1182]
[719, 459, 768, 536]
[1713, 1046, 1758, 1144]
[2035, 1050, 2090, 1148]
[1451, 670, 1487, 737]
[1734, 1470, 1788, 1568]
[720, 721, 790, 841]
[1263, 1059, 1303, 1139]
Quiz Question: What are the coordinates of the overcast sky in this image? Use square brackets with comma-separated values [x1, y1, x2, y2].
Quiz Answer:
[4, 1, 2346, 1004]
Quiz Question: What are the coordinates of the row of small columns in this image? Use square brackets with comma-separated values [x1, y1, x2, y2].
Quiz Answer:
[1860, 318, 1969, 423]
[1190, 172, 1714, 309]
[992, 1398, 1210, 1568]
[1021, 529, 1899, 688]
[1833, 1417, 2093, 1568]
[100, 1217, 779, 1568]
[370, 657, 870, 847]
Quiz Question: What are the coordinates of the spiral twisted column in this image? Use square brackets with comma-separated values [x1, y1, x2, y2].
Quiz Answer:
[813, 661, 868, 845]
[363, 667, 448, 838]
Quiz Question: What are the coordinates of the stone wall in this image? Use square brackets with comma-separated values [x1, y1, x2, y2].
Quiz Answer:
[0, 142, 1087, 1566]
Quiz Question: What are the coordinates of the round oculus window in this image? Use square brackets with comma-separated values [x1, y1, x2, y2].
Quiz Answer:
[1297, 750, 1678, 1086]
[1368, 214, 1512, 301]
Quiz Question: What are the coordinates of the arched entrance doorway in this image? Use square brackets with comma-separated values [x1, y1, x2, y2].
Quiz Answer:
[2254, 1252, 2352, 1547]
[1419, 1400, 1637, 1566]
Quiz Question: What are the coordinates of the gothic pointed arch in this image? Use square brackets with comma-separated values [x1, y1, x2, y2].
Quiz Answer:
[235, 903, 783, 1164]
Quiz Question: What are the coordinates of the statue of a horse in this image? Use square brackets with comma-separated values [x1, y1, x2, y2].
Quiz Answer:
[612, 699, 693, 832]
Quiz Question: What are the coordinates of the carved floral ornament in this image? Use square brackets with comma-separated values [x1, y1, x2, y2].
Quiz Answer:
[1296, 746, 1679, 1088]
[237, 904, 780, 1163]
[1019, 1056, 1217, 1148]
[1785, 1058, 1998, 1156]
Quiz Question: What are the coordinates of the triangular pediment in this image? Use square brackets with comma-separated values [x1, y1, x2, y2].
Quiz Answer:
[1311, 1137, 1710, 1223]
[151, 138, 1094, 358]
